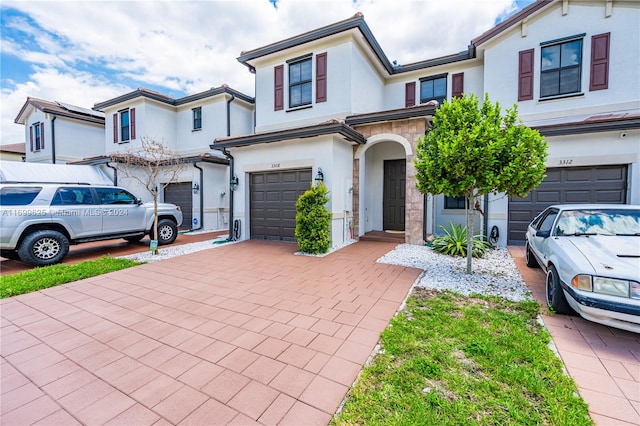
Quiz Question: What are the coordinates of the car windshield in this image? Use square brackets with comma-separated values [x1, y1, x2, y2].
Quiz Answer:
[553, 209, 640, 236]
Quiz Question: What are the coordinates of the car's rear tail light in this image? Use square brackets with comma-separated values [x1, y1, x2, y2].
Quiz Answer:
[572, 275, 592, 291]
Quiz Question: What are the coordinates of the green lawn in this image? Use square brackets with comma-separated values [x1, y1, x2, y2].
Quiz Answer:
[333, 288, 592, 426]
[0, 257, 143, 298]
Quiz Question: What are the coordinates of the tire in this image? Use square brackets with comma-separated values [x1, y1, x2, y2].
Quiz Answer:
[150, 219, 178, 245]
[546, 265, 573, 315]
[525, 242, 540, 268]
[124, 235, 144, 243]
[18, 230, 70, 267]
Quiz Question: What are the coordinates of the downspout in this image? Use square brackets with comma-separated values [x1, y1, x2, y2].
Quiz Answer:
[193, 162, 204, 231]
[106, 161, 118, 185]
[51, 116, 57, 164]
[226, 93, 235, 137]
[223, 148, 235, 241]
[225, 93, 237, 241]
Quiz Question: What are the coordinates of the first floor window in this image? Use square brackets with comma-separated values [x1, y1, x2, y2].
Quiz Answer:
[192, 107, 202, 130]
[444, 196, 466, 210]
[120, 110, 130, 142]
[420, 75, 447, 105]
[540, 37, 583, 97]
[289, 56, 312, 108]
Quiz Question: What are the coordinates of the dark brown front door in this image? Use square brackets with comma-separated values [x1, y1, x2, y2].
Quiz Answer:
[383, 159, 406, 231]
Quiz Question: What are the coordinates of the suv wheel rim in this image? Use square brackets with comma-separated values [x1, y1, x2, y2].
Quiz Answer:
[159, 225, 173, 241]
[33, 237, 60, 260]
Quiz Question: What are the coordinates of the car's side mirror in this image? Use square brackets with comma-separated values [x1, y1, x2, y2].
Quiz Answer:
[536, 230, 551, 238]
[136, 198, 143, 205]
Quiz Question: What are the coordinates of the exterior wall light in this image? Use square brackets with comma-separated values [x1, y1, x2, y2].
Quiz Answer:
[315, 168, 324, 184]
[192, 182, 200, 194]
[230, 175, 239, 191]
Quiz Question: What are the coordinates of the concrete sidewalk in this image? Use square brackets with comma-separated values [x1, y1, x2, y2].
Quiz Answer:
[1, 240, 421, 425]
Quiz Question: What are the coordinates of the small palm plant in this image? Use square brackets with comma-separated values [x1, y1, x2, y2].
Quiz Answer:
[431, 222, 492, 258]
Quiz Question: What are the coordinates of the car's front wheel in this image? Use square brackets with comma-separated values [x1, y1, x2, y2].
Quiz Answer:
[150, 219, 178, 245]
[546, 265, 573, 314]
[525, 242, 539, 268]
[18, 230, 70, 267]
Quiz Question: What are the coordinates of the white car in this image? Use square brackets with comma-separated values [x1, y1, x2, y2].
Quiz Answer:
[525, 204, 640, 333]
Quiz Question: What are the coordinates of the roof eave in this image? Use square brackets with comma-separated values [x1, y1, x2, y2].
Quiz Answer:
[210, 122, 366, 150]
[536, 117, 640, 137]
[237, 13, 395, 75]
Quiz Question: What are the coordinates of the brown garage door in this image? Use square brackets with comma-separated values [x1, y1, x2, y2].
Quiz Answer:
[165, 182, 193, 229]
[507, 165, 627, 245]
[250, 169, 312, 241]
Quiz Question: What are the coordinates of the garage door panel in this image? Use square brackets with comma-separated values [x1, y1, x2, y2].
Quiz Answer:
[536, 191, 561, 203]
[565, 169, 593, 182]
[507, 165, 627, 245]
[250, 168, 312, 241]
[596, 168, 626, 180]
[564, 191, 590, 202]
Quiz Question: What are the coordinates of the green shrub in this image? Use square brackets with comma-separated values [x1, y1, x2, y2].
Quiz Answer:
[431, 222, 492, 258]
[295, 183, 331, 254]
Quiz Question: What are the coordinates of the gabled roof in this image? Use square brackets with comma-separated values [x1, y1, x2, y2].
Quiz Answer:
[238, 2, 559, 77]
[471, 0, 554, 47]
[14, 97, 105, 125]
[211, 119, 366, 149]
[93, 85, 254, 111]
[0, 143, 26, 154]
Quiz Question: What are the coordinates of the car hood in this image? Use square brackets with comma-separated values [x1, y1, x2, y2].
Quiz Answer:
[568, 236, 640, 280]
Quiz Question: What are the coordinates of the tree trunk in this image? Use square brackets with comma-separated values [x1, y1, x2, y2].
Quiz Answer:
[153, 194, 159, 255]
[465, 194, 474, 274]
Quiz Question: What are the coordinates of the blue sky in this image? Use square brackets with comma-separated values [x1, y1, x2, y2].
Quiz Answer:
[1, 0, 534, 145]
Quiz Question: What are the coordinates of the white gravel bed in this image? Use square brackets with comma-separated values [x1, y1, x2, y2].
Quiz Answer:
[118, 236, 234, 263]
[377, 244, 532, 302]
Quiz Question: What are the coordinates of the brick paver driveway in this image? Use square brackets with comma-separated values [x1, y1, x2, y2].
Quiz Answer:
[1, 240, 421, 425]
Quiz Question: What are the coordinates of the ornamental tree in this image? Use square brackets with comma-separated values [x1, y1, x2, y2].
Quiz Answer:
[414, 93, 547, 274]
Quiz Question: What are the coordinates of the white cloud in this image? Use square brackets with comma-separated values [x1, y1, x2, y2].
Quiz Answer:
[1, 0, 517, 144]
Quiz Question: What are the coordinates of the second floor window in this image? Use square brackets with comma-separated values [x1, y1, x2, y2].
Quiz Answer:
[540, 37, 583, 98]
[420, 75, 447, 106]
[289, 56, 312, 108]
[192, 107, 202, 130]
[33, 122, 42, 151]
[120, 110, 130, 142]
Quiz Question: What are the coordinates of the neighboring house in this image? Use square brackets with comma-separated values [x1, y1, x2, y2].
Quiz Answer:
[14, 98, 105, 164]
[86, 86, 255, 231]
[212, 1, 639, 247]
[0, 143, 26, 161]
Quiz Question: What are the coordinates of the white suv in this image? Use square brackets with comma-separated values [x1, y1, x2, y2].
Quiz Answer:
[0, 183, 183, 266]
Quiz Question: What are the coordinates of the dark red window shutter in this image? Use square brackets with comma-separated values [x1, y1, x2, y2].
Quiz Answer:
[405, 82, 416, 107]
[113, 113, 118, 143]
[590, 32, 610, 91]
[518, 49, 534, 101]
[130, 108, 136, 139]
[40, 122, 45, 149]
[29, 126, 34, 152]
[316, 53, 327, 103]
[452, 73, 464, 98]
[274, 65, 284, 111]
